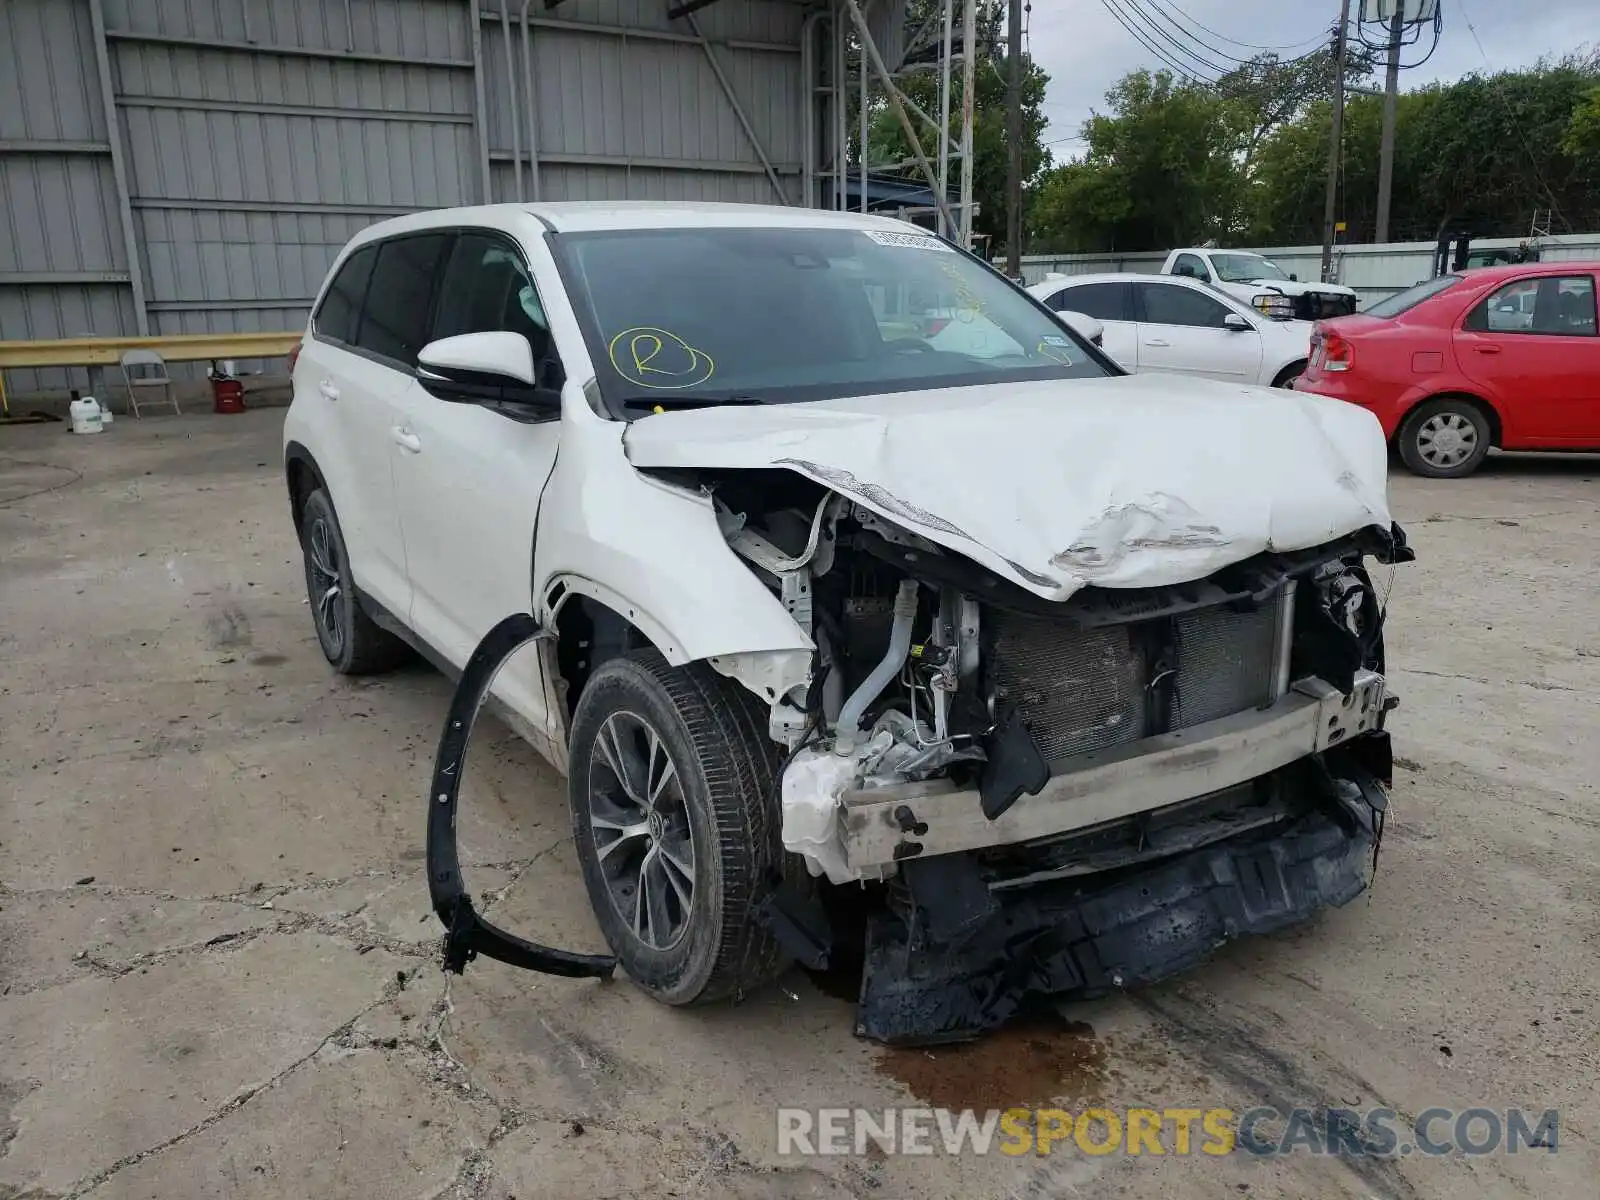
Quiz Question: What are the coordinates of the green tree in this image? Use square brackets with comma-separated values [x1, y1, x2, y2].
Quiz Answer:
[1564, 84, 1600, 171]
[1028, 70, 1238, 252]
[862, 0, 1051, 253]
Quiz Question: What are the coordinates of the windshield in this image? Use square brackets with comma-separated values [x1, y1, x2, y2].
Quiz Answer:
[1211, 253, 1289, 283]
[1364, 274, 1462, 318]
[554, 226, 1109, 412]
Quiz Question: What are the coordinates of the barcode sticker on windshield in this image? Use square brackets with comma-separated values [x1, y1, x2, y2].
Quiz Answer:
[863, 230, 953, 252]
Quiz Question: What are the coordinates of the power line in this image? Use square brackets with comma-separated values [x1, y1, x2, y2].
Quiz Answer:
[1098, 0, 1209, 82]
[1119, 0, 1243, 77]
[1142, 0, 1331, 53]
[1139, 0, 1311, 69]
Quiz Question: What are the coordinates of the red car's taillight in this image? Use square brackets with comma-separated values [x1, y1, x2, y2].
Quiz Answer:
[1320, 329, 1354, 372]
[286, 339, 303, 374]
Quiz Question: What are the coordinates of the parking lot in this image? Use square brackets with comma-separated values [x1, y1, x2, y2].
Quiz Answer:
[1, 408, 1597, 1199]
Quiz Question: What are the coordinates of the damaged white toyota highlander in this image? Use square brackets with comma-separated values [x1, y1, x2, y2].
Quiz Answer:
[283, 202, 1410, 1044]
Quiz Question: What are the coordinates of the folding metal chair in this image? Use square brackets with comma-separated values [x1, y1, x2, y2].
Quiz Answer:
[119, 348, 180, 417]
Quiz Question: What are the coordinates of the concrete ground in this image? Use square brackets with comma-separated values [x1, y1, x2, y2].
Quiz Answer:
[1, 409, 1596, 1199]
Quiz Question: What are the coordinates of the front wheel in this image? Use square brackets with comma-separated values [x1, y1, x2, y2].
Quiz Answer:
[568, 649, 788, 1006]
[1397, 398, 1492, 478]
[1271, 361, 1306, 389]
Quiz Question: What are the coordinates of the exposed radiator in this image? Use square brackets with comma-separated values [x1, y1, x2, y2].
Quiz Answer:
[986, 592, 1285, 767]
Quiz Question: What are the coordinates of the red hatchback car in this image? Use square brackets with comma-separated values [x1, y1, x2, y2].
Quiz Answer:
[1295, 263, 1600, 477]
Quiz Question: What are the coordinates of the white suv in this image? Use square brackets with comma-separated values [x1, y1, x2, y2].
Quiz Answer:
[284, 203, 1408, 1043]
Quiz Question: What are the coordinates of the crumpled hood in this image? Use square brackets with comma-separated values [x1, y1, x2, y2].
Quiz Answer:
[622, 375, 1392, 601]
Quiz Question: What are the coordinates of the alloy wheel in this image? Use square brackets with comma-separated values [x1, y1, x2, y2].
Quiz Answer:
[307, 517, 345, 657]
[587, 710, 697, 951]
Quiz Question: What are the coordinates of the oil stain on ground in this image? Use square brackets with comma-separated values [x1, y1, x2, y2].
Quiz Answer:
[875, 1019, 1108, 1110]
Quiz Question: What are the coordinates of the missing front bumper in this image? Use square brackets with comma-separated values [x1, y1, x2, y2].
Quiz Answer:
[855, 769, 1386, 1044]
[837, 671, 1388, 870]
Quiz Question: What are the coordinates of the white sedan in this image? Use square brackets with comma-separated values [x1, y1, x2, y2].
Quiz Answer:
[1027, 271, 1314, 388]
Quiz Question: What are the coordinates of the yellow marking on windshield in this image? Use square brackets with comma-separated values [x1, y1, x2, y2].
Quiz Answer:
[606, 326, 715, 390]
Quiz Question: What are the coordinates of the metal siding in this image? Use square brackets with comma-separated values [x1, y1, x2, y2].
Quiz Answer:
[0, 284, 139, 391]
[0, 0, 106, 141]
[4, 0, 823, 399]
[0, 156, 125, 274]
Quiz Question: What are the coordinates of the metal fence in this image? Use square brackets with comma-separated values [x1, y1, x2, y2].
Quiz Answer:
[1019, 233, 1600, 307]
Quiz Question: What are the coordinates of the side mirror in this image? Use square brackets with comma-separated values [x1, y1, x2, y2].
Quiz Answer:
[1222, 313, 1252, 333]
[1289, 272, 1299, 282]
[417, 332, 562, 416]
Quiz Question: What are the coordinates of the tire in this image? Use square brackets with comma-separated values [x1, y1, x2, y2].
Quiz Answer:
[1397, 397, 1492, 478]
[299, 488, 409, 674]
[1271, 361, 1306, 389]
[568, 648, 788, 1006]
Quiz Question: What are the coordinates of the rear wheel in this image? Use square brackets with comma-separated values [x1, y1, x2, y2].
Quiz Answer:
[300, 488, 409, 674]
[568, 648, 788, 1006]
[1397, 398, 1492, 478]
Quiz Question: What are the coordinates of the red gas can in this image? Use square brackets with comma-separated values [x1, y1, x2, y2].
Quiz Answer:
[211, 373, 245, 414]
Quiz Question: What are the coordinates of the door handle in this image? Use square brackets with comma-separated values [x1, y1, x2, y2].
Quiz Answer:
[1143, 339, 1170, 347]
[1473, 344, 1502, 355]
[318, 379, 339, 400]
[390, 426, 422, 454]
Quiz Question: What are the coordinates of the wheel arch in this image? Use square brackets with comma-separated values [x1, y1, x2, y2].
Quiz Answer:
[542, 574, 811, 736]
[1270, 358, 1308, 388]
[1397, 391, 1504, 448]
[284, 440, 328, 534]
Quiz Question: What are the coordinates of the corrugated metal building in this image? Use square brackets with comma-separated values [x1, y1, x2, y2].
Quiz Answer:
[2, 0, 889, 391]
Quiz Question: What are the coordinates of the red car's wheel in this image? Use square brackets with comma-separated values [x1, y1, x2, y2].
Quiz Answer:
[1397, 398, 1492, 478]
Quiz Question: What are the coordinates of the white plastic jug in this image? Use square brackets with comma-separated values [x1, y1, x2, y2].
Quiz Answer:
[70, 396, 104, 435]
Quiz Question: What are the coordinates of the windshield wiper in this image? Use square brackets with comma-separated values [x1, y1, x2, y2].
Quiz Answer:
[618, 393, 767, 414]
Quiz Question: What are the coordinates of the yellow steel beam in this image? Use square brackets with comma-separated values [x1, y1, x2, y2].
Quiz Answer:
[0, 331, 300, 370]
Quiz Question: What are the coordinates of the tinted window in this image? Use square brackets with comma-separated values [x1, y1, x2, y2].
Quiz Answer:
[355, 234, 450, 365]
[1466, 275, 1597, 336]
[314, 246, 376, 344]
[1138, 283, 1233, 329]
[1172, 253, 1208, 279]
[1365, 274, 1461, 318]
[432, 233, 552, 357]
[1049, 282, 1126, 321]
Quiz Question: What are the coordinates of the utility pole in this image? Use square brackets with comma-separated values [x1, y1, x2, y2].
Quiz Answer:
[1320, 0, 1352, 283]
[1374, 1, 1406, 243]
[937, 0, 953, 239]
[1005, 0, 1023, 276]
[959, 0, 976, 248]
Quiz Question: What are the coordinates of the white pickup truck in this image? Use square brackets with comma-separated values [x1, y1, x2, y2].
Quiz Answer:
[1162, 247, 1358, 321]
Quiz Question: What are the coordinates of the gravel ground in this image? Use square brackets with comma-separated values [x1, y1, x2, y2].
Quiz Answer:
[1, 409, 1596, 1199]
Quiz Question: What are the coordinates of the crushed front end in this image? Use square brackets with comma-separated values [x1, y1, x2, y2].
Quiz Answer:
[712, 478, 1409, 1044]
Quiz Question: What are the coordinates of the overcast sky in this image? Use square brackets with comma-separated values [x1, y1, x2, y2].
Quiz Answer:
[1029, 0, 1600, 158]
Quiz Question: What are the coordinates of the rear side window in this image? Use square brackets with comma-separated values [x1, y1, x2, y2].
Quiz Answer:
[1049, 281, 1128, 321]
[314, 246, 376, 344]
[355, 234, 451, 366]
[432, 232, 553, 357]
[1172, 253, 1208, 280]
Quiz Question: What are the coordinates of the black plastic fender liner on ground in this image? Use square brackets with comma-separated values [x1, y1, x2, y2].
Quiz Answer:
[427, 613, 617, 981]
